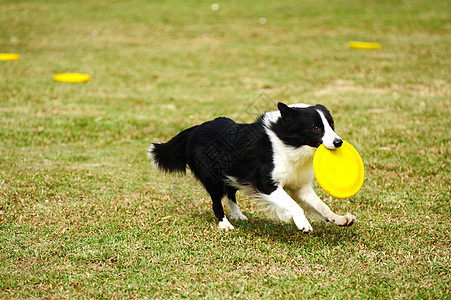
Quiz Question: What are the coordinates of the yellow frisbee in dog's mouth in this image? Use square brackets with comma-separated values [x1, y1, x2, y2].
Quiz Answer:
[0, 53, 20, 61]
[313, 141, 364, 199]
[53, 73, 91, 83]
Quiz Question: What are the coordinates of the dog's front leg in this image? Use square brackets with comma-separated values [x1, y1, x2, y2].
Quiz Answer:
[262, 186, 313, 233]
[295, 187, 356, 227]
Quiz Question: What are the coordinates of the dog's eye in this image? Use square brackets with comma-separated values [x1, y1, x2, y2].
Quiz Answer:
[312, 127, 321, 132]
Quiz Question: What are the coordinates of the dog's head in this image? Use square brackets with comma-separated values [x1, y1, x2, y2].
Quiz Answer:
[271, 102, 343, 150]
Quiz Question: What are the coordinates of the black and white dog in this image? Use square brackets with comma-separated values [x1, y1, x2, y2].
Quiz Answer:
[148, 103, 355, 233]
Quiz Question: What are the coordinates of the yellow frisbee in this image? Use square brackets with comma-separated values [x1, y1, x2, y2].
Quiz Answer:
[53, 73, 91, 83]
[313, 141, 364, 199]
[0, 53, 20, 61]
[349, 41, 381, 49]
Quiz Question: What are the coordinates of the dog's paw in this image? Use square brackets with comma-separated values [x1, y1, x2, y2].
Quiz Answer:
[341, 213, 356, 227]
[293, 214, 313, 234]
[331, 213, 356, 227]
[218, 218, 235, 230]
[230, 212, 248, 221]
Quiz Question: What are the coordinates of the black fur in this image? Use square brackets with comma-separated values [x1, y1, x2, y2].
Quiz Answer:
[150, 116, 277, 223]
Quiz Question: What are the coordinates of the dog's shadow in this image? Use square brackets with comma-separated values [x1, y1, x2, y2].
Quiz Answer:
[195, 211, 359, 247]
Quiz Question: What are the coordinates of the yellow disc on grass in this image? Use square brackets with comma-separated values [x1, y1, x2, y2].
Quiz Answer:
[53, 73, 91, 83]
[313, 141, 364, 199]
[0, 53, 20, 61]
[349, 41, 381, 49]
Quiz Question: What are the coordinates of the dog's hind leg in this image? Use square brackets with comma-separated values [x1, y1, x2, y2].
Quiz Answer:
[226, 187, 248, 221]
[295, 187, 356, 227]
[206, 186, 234, 230]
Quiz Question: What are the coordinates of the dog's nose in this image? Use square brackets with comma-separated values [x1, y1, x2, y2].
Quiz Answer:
[333, 139, 343, 148]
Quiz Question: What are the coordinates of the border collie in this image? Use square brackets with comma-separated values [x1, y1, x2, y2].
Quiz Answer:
[148, 102, 355, 233]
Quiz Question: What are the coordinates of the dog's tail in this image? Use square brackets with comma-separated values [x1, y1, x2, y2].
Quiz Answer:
[148, 126, 197, 173]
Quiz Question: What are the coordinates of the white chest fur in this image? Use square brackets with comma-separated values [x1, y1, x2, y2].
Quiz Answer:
[266, 128, 316, 190]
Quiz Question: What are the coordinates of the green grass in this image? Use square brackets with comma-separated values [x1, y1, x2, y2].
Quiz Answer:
[1, 0, 450, 298]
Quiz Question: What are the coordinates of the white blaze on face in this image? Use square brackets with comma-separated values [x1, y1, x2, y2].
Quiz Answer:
[317, 110, 342, 149]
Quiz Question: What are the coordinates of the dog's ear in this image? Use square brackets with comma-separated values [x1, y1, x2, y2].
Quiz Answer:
[277, 102, 293, 116]
[278, 102, 295, 119]
[314, 104, 329, 114]
[277, 102, 296, 126]
[315, 104, 335, 130]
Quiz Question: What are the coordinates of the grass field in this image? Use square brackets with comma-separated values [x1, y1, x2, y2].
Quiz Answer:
[1, 0, 450, 298]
